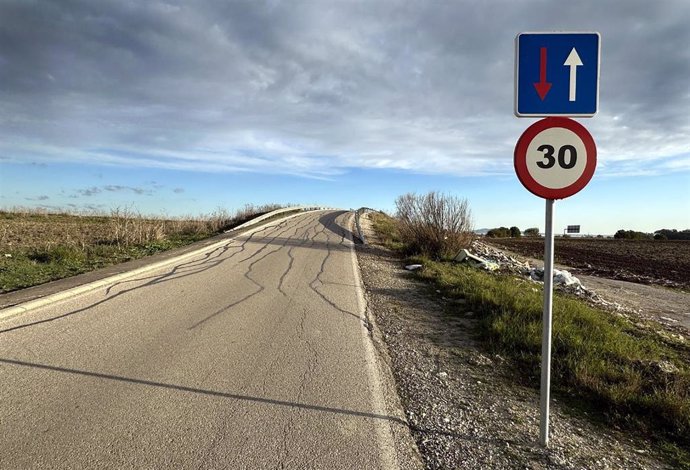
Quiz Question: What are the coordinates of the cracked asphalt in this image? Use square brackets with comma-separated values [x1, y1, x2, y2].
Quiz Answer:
[0, 210, 416, 469]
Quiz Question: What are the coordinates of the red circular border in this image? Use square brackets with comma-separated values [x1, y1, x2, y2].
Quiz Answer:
[514, 117, 597, 199]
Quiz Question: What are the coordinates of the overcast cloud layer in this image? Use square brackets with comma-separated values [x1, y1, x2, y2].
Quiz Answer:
[1, 0, 688, 178]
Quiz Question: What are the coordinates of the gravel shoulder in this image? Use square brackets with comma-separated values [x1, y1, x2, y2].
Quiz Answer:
[356, 213, 670, 469]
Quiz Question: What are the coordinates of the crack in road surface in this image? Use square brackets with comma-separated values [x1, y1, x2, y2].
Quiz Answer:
[0, 210, 410, 470]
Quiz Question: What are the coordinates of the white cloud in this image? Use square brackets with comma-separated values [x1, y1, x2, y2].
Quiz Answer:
[0, 0, 688, 178]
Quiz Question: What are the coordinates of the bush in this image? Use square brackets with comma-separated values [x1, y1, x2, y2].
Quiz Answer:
[614, 229, 653, 240]
[655, 229, 690, 240]
[486, 227, 510, 238]
[487, 226, 522, 238]
[395, 191, 473, 259]
[524, 227, 540, 237]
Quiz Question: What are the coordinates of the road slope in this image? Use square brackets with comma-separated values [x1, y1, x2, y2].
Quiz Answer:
[0, 210, 406, 469]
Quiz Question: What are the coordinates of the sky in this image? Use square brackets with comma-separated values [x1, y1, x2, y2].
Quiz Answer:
[0, 0, 689, 235]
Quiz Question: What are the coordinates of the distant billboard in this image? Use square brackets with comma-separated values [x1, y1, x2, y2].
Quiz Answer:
[566, 225, 581, 234]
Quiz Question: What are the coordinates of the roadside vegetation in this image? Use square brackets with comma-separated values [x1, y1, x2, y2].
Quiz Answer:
[0, 204, 284, 293]
[615, 228, 690, 240]
[485, 226, 522, 238]
[369, 198, 690, 468]
[395, 191, 473, 258]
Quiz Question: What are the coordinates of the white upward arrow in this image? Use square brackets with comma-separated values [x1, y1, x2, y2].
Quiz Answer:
[564, 48, 583, 102]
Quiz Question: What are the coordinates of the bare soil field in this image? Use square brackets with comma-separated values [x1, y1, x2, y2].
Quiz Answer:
[486, 237, 690, 290]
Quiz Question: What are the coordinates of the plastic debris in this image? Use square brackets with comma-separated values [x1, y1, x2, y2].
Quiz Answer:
[405, 264, 423, 271]
[530, 268, 583, 288]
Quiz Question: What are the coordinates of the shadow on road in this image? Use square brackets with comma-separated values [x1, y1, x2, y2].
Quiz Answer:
[317, 211, 359, 243]
[0, 357, 405, 425]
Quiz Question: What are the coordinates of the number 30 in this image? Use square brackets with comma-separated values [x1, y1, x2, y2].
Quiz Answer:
[536, 145, 577, 169]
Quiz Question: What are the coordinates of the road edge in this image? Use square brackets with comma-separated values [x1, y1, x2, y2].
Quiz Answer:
[348, 212, 424, 470]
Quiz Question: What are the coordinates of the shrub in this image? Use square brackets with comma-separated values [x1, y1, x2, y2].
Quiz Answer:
[395, 191, 473, 259]
[655, 229, 690, 241]
[486, 227, 510, 238]
[510, 226, 522, 238]
[524, 227, 540, 237]
[614, 229, 653, 240]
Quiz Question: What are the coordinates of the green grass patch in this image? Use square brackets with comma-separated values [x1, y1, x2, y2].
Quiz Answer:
[0, 237, 209, 293]
[412, 257, 690, 467]
[368, 212, 690, 467]
[369, 211, 405, 251]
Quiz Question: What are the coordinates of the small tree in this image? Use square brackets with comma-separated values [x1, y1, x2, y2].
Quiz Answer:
[395, 191, 473, 259]
[510, 226, 521, 238]
[486, 227, 510, 238]
[524, 227, 540, 237]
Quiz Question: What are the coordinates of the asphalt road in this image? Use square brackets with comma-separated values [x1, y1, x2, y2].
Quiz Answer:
[0, 210, 405, 469]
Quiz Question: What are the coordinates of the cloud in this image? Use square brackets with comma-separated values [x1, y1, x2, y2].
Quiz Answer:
[66, 203, 106, 212]
[103, 185, 153, 195]
[25, 195, 50, 201]
[173, 187, 185, 193]
[76, 187, 102, 197]
[72, 184, 154, 197]
[0, 0, 688, 178]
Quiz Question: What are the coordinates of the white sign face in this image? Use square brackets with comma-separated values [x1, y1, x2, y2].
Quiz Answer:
[525, 127, 587, 189]
[514, 117, 597, 200]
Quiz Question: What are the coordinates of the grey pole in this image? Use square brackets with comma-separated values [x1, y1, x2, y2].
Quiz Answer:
[540, 198, 555, 447]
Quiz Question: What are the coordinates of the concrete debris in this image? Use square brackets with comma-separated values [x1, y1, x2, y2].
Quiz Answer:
[467, 353, 494, 367]
[636, 359, 680, 375]
[530, 268, 583, 288]
[405, 264, 423, 271]
[657, 361, 680, 374]
[469, 240, 626, 311]
[454, 248, 499, 271]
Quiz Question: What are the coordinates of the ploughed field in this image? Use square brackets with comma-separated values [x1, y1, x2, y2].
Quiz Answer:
[485, 237, 690, 289]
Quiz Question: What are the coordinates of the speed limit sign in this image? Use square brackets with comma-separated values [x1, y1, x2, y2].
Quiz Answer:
[514, 117, 596, 199]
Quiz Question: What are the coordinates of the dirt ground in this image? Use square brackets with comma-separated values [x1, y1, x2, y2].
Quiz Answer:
[486, 238, 690, 290]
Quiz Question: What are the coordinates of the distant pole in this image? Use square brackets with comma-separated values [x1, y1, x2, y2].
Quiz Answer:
[540, 199, 555, 447]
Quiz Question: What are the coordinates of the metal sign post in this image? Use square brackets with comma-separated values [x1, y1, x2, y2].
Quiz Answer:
[515, 31, 600, 448]
[540, 199, 555, 447]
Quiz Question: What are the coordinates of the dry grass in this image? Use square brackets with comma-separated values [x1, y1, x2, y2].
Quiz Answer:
[0, 204, 284, 292]
[395, 191, 474, 259]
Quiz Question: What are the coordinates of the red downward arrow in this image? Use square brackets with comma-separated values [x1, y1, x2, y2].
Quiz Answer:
[533, 47, 552, 101]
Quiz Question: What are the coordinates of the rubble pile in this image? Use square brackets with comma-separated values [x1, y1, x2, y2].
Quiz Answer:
[465, 241, 626, 311]
[470, 241, 531, 275]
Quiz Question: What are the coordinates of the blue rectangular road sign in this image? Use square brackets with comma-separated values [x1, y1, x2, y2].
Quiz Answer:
[515, 32, 600, 117]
